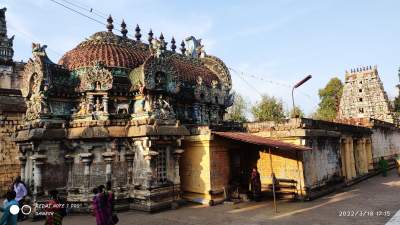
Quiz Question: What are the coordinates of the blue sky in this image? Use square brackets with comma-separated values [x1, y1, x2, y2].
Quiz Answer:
[3, 0, 400, 115]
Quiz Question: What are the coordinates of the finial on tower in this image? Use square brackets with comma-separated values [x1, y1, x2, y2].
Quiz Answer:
[121, 20, 127, 37]
[148, 29, 154, 44]
[135, 24, 141, 41]
[107, 15, 114, 32]
[180, 40, 186, 54]
[171, 37, 176, 52]
[159, 33, 167, 50]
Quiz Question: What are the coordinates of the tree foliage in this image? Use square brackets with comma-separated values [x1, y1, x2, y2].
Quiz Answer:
[315, 77, 343, 121]
[225, 91, 248, 122]
[289, 106, 305, 118]
[251, 95, 285, 122]
[394, 86, 400, 114]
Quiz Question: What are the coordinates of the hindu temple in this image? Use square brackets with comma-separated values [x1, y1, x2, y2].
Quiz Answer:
[13, 15, 233, 211]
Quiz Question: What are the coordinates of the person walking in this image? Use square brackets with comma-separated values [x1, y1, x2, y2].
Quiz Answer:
[250, 167, 262, 202]
[12, 176, 27, 221]
[378, 157, 389, 177]
[105, 182, 118, 224]
[0, 190, 18, 225]
[92, 186, 114, 225]
[44, 190, 63, 225]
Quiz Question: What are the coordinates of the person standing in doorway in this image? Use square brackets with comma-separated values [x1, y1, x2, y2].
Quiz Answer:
[12, 176, 27, 221]
[250, 167, 262, 202]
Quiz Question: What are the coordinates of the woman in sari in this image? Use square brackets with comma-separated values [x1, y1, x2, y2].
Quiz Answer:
[92, 186, 114, 225]
[250, 167, 262, 201]
[44, 190, 63, 225]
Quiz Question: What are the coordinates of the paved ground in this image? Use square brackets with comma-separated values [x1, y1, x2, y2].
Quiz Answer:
[4, 169, 399, 225]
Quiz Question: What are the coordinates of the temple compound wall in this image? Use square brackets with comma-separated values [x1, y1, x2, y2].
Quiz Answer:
[0, 90, 24, 195]
[177, 118, 399, 205]
[370, 125, 400, 160]
[181, 127, 305, 204]
[245, 118, 373, 196]
[336, 118, 400, 165]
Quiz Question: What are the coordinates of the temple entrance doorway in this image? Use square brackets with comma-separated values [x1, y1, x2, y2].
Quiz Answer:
[228, 147, 260, 200]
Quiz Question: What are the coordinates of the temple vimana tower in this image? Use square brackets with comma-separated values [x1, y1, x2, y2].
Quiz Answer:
[338, 65, 396, 123]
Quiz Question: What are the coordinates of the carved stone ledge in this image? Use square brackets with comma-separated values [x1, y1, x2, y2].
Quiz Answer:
[102, 151, 116, 162]
[173, 149, 184, 155]
[79, 153, 93, 163]
[30, 154, 47, 164]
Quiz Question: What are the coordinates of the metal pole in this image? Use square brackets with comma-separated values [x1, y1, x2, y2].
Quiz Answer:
[269, 147, 277, 213]
[291, 75, 312, 118]
[291, 87, 296, 118]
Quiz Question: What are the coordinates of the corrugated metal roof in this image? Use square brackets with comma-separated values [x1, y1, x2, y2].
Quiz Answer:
[212, 131, 311, 152]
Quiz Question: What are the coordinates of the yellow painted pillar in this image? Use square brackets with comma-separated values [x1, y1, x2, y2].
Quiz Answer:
[345, 137, 353, 180]
[348, 138, 357, 179]
[354, 139, 365, 176]
[365, 138, 373, 170]
[340, 139, 348, 179]
[361, 138, 368, 174]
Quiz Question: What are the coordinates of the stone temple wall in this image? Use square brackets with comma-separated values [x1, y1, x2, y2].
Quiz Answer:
[0, 113, 23, 196]
[0, 90, 25, 196]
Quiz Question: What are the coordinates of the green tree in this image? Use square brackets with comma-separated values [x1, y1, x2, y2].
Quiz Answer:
[315, 77, 343, 121]
[394, 85, 400, 115]
[251, 95, 285, 122]
[289, 106, 305, 118]
[225, 91, 248, 122]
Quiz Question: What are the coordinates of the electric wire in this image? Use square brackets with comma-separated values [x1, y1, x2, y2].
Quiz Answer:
[49, 0, 137, 40]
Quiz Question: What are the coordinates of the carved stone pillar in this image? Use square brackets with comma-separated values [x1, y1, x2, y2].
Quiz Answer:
[79, 153, 93, 189]
[102, 152, 115, 183]
[193, 103, 201, 124]
[103, 96, 109, 114]
[31, 154, 47, 195]
[19, 156, 27, 183]
[348, 138, 356, 178]
[64, 155, 74, 188]
[142, 139, 157, 188]
[125, 151, 135, 186]
[87, 94, 94, 113]
[173, 149, 184, 184]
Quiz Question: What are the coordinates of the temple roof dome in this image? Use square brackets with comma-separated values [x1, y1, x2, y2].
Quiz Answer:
[58, 31, 149, 70]
[58, 16, 231, 89]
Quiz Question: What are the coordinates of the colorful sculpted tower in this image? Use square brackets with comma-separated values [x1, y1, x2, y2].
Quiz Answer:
[338, 66, 395, 123]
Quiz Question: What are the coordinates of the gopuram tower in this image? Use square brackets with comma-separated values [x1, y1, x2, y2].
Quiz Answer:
[338, 65, 395, 123]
